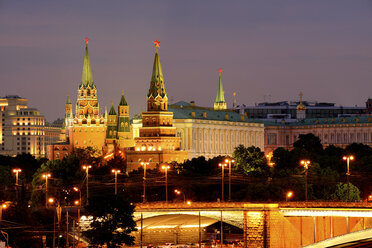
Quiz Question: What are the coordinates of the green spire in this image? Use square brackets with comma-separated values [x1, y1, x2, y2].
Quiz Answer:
[66, 95, 71, 104]
[109, 102, 116, 115]
[81, 38, 93, 86]
[215, 69, 225, 103]
[147, 41, 167, 98]
[119, 90, 128, 106]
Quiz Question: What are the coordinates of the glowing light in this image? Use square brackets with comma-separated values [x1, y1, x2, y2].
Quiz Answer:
[82, 165, 92, 170]
[42, 173, 51, 178]
[48, 198, 54, 203]
[300, 160, 311, 169]
[158, 147, 162, 151]
[218, 68, 223, 74]
[281, 208, 372, 217]
[74, 200, 79, 205]
[136, 147, 140, 151]
[343, 155, 354, 161]
[12, 169, 21, 173]
[187, 201, 192, 205]
[85, 37, 89, 44]
[1, 204, 7, 209]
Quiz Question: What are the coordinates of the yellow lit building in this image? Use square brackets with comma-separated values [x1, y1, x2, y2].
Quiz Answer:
[0, 95, 45, 158]
[132, 69, 265, 160]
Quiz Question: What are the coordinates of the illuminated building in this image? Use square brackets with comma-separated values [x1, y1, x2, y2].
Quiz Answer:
[47, 39, 134, 160]
[264, 116, 372, 153]
[126, 40, 188, 170]
[0, 95, 45, 158]
[132, 69, 265, 160]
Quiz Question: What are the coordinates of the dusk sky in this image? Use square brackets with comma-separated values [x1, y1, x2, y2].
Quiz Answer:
[1, 0, 372, 122]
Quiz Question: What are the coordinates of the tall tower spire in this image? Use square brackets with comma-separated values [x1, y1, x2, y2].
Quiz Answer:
[214, 68, 227, 110]
[81, 37, 94, 87]
[147, 39, 168, 111]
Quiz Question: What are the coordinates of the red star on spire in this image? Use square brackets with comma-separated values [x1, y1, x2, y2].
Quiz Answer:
[153, 39, 160, 48]
[85, 37, 89, 44]
[218, 68, 223, 74]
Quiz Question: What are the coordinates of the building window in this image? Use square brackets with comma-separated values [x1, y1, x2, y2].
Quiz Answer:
[267, 133, 277, 145]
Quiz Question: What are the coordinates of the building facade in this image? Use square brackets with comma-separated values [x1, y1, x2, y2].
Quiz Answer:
[0, 95, 45, 158]
[264, 116, 372, 154]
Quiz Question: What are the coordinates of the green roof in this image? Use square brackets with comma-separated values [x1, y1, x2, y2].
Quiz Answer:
[119, 91, 128, 106]
[215, 73, 225, 104]
[66, 95, 71, 104]
[255, 116, 372, 126]
[109, 103, 116, 115]
[147, 51, 167, 98]
[169, 101, 253, 123]
[81, 42, 94, 87]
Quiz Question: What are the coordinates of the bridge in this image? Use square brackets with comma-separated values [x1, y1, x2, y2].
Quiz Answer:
[133, 202, 372, 248]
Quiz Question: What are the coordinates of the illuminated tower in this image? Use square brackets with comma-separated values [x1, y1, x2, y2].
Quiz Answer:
[62, 95, 73, 141]
[105, 102, 117, 151]
[68, 38, 106, 150]
[117, 91, 133, 148]
[214, 68, 227, 110]
[296, 92, 306, 120]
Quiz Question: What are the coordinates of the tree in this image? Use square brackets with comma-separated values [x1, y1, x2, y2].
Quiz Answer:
[233, 145, 268, 176]
[179, 156, 220, 176]
[83, 193, 137, 247]
[332, 183, 361, 202]
[293, 133, 323, 160]
[31, 154, 84, 206]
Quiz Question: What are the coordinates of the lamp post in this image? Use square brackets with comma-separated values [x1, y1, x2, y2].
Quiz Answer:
[174, 189, 186, 203]
[0, 203, 7, 222]
[286, 191, 293, 202]
[82, 165, 92, 205]
[218, 163, 227, 202]
[300, 160, 311, 202]
[140, 162, 149, 202]
[111, 169, 121, 195]
[343, 155, 354, 202]
[42, 173, 51, 208]
[161, 164, 170, 203]
[225, 158, 235, 201]
[73, 187, 81, 246]
[12, 169, 21, 186]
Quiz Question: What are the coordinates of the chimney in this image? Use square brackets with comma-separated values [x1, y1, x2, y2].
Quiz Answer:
[190, 101, 195, 107]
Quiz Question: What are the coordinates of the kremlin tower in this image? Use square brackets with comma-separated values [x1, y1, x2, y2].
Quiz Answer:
[126, 40, 188, 170]
[214, 68, 227, 110]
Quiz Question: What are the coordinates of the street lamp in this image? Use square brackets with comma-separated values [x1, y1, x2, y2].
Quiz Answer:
[12, 169, 21, 186]
[161, 164, 171, 203]
[218, 163, 227, 202]
[300, 160, 311, 202]
[111, 169, 121, 195]
[42, 173, 51, 207]
[225, 158, 235, 201]
[286, 191, 293, 202]
[0, 203, 7, 222]
[174, 189, 186, 203]
[73, 187, 82, 246]
[82, 165, 92, 205]
[140, 162, 149, 202]
[343, 155, 354, 202]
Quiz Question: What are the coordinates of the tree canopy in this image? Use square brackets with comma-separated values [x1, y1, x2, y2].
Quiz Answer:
[83, 193, 137, 247]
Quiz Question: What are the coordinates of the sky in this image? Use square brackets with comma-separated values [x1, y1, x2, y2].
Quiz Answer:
[1, 0, 372, 122]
